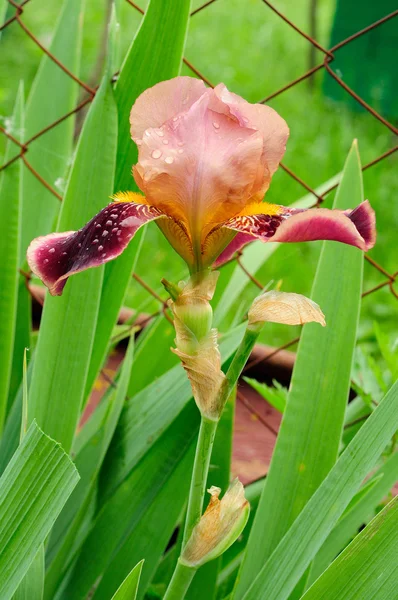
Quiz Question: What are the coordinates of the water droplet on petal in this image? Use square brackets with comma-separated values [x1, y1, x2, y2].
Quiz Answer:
[156, 129, 164, 137]
[44, 259, 49, 264]
[164, 156, 174, 164]
[102, 253, 107, 258]
[152, 149, 162, 159]
[162, 139, 169, 145]
[173, 116, 178, 122]
[178, 148, 184, 154]
[177, 141, 184, 147]
[102, 230, 109, 237]
[106, 220, 112, 226]
[98, 245, 104, 251]
[112, 227, 118, 233]
[213, 121, 220, 129]
[49, 248, 55, 254]
[93, 239, 99, 244]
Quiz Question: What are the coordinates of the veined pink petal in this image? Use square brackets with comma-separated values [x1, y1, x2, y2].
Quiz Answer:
[27, 199, 163, 296]
[215, 200, 376, 264]
[130, 77, 207, 141]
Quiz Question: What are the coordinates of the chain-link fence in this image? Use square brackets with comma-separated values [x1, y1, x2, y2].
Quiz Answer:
[1, 0, 397, 431]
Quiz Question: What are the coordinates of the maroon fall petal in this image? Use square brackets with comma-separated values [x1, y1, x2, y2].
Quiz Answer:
[27, 201, 163, 296]
[216, 200, 376, 265]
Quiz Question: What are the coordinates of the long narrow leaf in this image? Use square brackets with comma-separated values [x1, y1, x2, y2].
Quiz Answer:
[28, 60, 118, 452]
[302, 495, 398, 600]
[236, 141, 364, 597]
[111, 560, 144, 600]
[0, 421, 79, 599]
[85, 0, 191, 400]
[0, 84, 23, 433]
[240, 379, 398, 600]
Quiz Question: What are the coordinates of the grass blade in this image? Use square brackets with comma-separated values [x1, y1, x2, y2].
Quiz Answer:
[235, 141, 365, 597]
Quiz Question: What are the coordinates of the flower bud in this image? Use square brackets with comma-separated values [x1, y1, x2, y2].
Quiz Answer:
[171, 271, 219, 350]
[248, 290, 326, 332]
[181, 479, 250, 568]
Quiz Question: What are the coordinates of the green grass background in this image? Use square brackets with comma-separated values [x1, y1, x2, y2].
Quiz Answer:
[1, 0, 397, 350]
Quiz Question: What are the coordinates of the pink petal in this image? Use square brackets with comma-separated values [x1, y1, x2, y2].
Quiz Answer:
[130, 77, 207, 141]
[216, 200, 376, 265]
[133, 91, 264, 247]
[210, 84, 289, 193]
[27, 201, 162, 296]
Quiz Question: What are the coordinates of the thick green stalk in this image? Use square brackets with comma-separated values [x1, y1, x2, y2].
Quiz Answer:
[165, 323, 261, 600]
[163, 560, 196, 600]
[183, 417, 218, 545]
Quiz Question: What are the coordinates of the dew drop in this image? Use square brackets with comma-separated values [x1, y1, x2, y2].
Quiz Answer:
[93, 239, 99, 244]
[106, 220, 113, 226]
[164, 156, 174, 164]
[151, 149, 162, 159]
[98, 245, 104, 251]
[78, 243, 82, 248]
[49, 248, 55, 253]
[62, 252, 67, 255]
[162, 139, 169, 145]
[102, 230, 109, 237]
[178, 148, 184, 154]
[44, 259, 49, 264]
[177, 141, 184, 147]
[96, 223, 102, 229]
[172, 116, 178, 122]
[102, 253, 107, 257]
[112, 227, 118, 233]
[156, 129, 164, 137]
[212, 121, 220, 129]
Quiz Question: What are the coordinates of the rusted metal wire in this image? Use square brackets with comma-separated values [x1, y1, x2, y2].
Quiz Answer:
[1, 0, 397, 414]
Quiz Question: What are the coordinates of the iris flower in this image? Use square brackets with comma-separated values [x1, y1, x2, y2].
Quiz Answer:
[27, 76, 376, 295]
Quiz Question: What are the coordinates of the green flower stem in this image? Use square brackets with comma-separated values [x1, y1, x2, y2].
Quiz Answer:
[222, 326, 260, 400]
[163, 560, 197, 600]
[165, 324, 261, 600]
[183, 416, 218, 546]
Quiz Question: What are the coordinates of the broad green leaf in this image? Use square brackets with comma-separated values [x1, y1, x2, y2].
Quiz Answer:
[44, 336, 135, 599]
[0, 421, 79, 599]
[60, 402, 198, 600]
[302, 495, 398, 600]
[28, 62, 118, 452]
[309, 449, 398, 584]
[100, 324, 245, 501]
[111, 560, 144, 600]
[236, 142, 364, 597]
[85, 0, 191, 401]
[239, 379, 398, 600]
[213, 173, 341, 329]
[0, 83, 23, 433]
[12, 548, 44, 600]
[21, 0, 83, 255]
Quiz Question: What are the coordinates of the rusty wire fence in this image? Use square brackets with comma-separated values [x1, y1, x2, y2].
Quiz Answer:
[1, 0, 397, 424]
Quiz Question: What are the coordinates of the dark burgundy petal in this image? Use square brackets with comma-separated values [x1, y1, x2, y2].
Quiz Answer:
[27, 201, 162, 296]
[213, 232, 255, 267]
[217, 200, 376, 263]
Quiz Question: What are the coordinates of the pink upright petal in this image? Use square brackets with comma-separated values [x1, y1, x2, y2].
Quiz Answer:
[216, 200, 376, 264]
[130, 77, 207, 141]
[27, 200, 163, 296]
[133, 91, 264, 261]
[210, 84, 289, 195]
